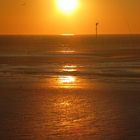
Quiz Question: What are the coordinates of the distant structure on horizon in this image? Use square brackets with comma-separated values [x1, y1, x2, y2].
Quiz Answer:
[96, 22, 99, 38]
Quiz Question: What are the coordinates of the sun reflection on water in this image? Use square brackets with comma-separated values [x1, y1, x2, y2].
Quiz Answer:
[62, 65, 77, 72]
[58, 75, 77, 88]
[52, 95, 95, 135]
[60, 101, 71, 107]
[40, 64, 91, 89]
[41, 64, 89, 89]
[59, 50, 75, 54]
[59, 75, 76, 83]
[36, 62, 99, 137]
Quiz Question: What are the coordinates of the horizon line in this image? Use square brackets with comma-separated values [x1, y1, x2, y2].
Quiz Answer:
[0, 33, 140, 36]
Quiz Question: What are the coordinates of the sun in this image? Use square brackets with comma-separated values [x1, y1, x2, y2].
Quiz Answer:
[57, 0, 78, 14]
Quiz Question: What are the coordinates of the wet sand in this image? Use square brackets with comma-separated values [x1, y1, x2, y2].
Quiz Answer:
[0, 35, 140, 139]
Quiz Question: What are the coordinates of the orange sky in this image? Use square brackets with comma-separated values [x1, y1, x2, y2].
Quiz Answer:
[0, 0, 140, 35]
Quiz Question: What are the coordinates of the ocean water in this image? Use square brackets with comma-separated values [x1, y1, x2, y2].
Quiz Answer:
[0, 35, 140, 140]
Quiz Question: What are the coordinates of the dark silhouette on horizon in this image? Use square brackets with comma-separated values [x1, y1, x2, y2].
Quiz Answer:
[96, 22, 99, 37]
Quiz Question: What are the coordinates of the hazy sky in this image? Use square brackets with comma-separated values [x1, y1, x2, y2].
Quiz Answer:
[0, 0, 140, 34]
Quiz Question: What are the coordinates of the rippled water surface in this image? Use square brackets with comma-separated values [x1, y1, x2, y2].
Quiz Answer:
[0, 35, 140, 140]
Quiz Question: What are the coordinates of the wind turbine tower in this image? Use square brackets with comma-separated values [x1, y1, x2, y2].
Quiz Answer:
[96, 22, 99, 38]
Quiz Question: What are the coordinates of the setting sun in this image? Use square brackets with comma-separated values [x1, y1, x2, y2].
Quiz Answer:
[57, 0, 79, 14]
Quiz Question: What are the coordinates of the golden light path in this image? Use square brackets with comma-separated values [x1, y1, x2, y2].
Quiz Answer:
[59, 76, 76, 83]
[40, 64, 92, 89]
[58, 50, 76, 54]
[57, 0, 79, 14]
[62, 65, 77, 72]
[58, 65, 77, 88]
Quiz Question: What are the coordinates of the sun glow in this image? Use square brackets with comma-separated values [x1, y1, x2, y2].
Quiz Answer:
[59, 76, 76, 83]
[57, 0, 79, 14]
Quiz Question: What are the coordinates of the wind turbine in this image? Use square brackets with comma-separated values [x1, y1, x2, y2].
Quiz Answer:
[96, 22, 99, 38]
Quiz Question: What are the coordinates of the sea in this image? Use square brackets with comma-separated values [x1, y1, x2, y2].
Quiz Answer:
[0, 35, 140, 140]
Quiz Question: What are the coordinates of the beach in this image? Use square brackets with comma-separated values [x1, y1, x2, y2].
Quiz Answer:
[0, 35, 140, 139]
